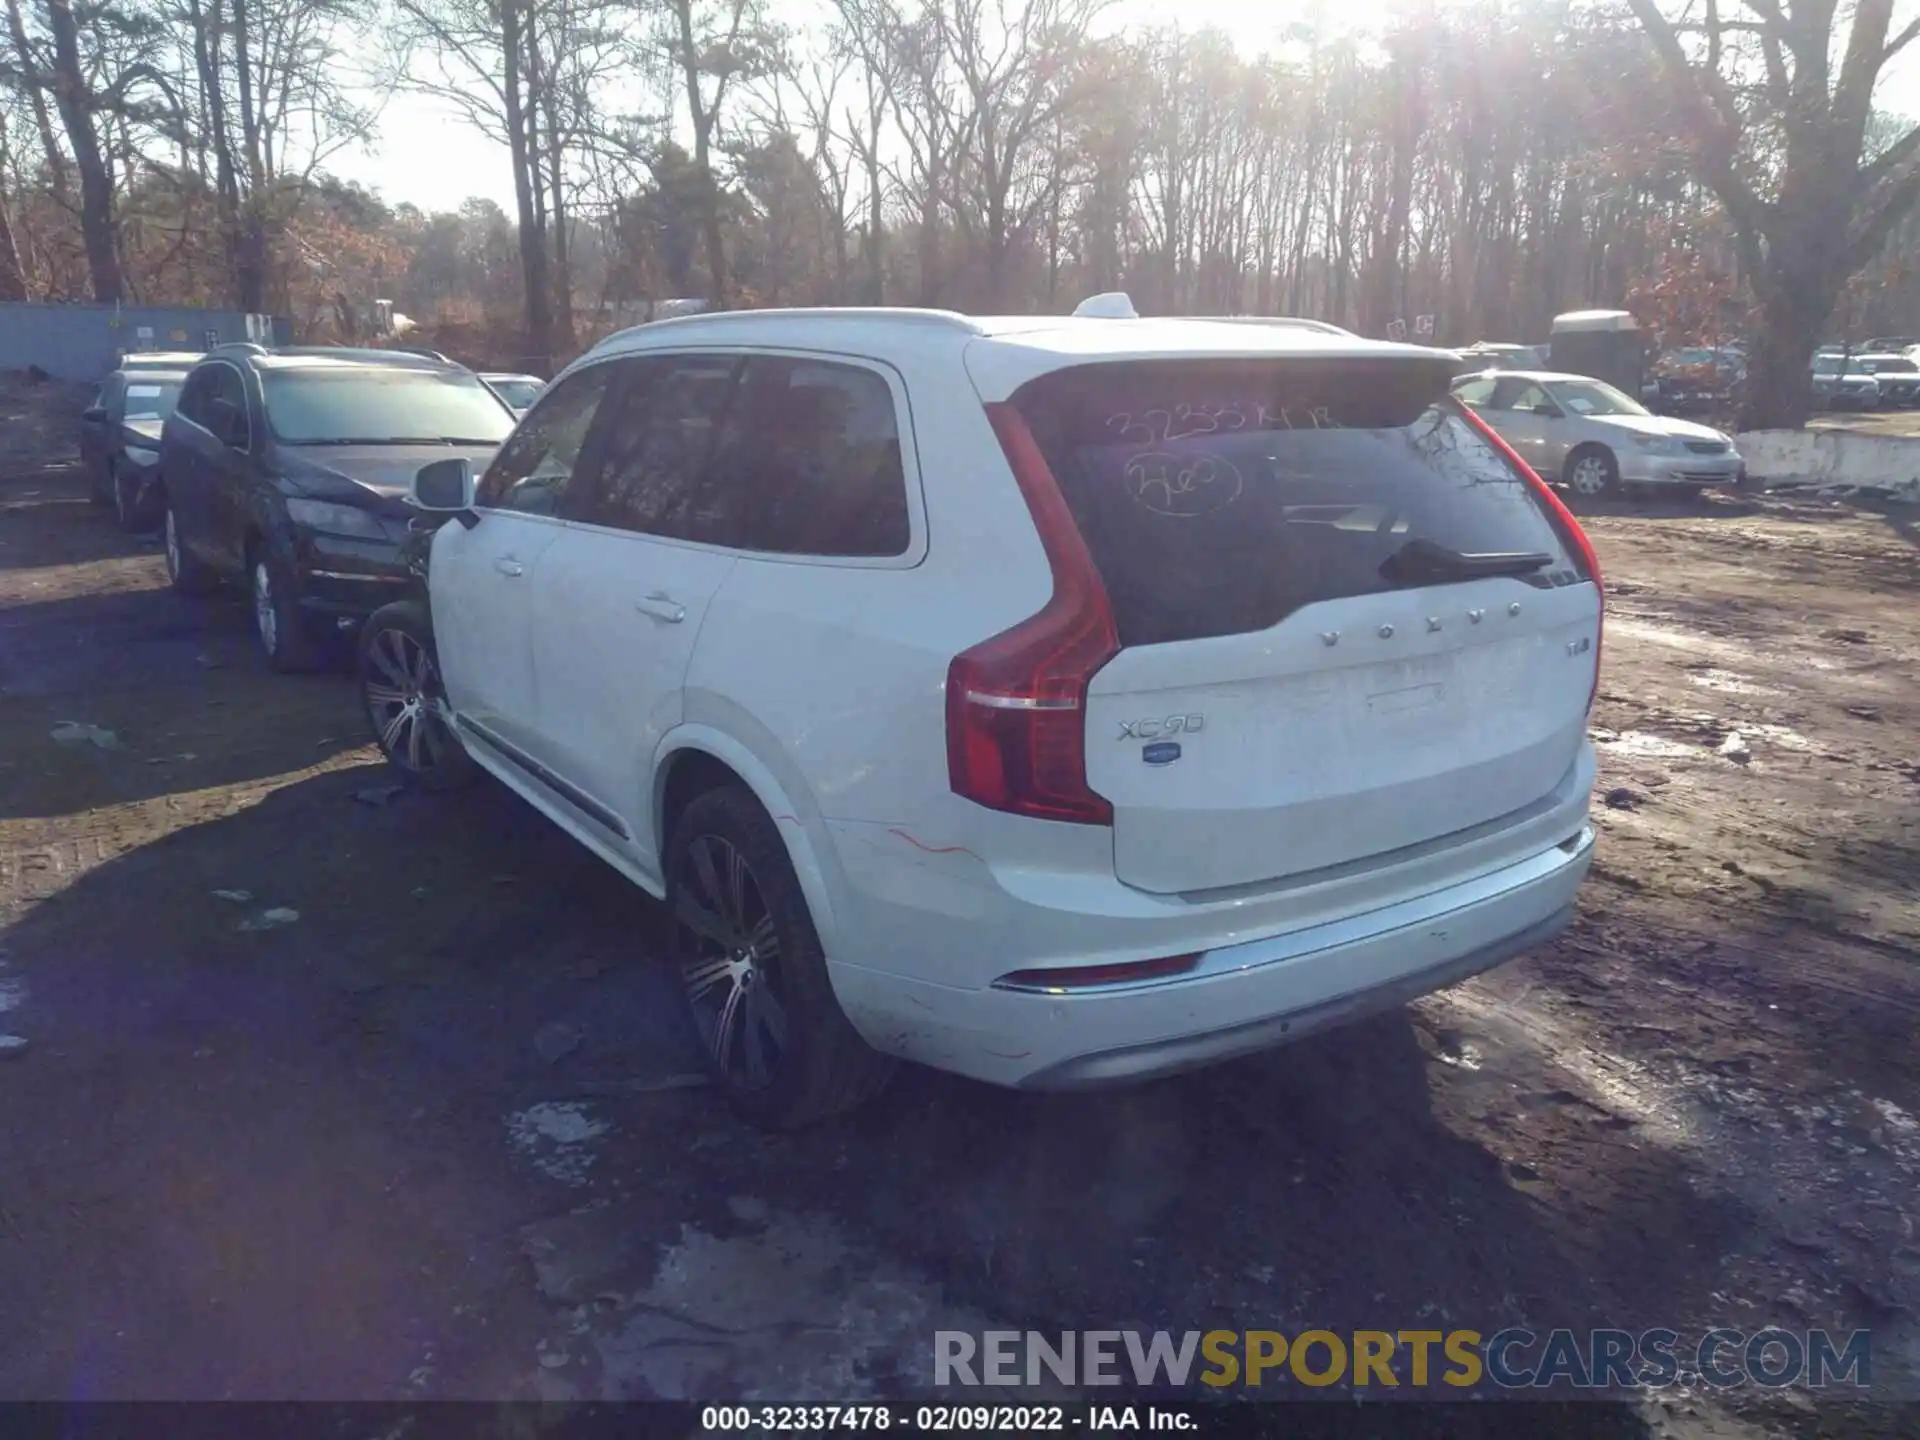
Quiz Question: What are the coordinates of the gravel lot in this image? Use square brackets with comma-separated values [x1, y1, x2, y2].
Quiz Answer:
[1, 373, 1915, 1434]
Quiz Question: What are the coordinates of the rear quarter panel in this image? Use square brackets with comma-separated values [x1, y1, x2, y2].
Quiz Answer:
[672, 344, 1056, 972]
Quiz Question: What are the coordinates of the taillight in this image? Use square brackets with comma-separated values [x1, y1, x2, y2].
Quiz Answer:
[946, 403, 1119, 825]
[1456, 402, 1605, 715]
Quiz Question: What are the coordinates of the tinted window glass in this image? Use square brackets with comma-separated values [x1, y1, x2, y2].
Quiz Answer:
[207, 365, 250, 447]
[576, 355, 741, 540]
[1015, 359, 1582, 648]
[704, 357, 910, 557]
[475, 363, 615, 515]
[174, 368, 217, 426]
[263, 367, 514, 445]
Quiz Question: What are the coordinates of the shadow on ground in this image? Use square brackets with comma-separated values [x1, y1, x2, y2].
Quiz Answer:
[0, 762, 1765, 1419]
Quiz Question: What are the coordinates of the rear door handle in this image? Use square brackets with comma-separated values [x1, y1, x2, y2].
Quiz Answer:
[494, 557, 525, 577]
[635, 593, 685, 624]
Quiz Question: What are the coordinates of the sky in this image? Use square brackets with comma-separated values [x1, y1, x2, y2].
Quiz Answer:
[326, 0, 1920, 218]
[330, 0, 1395, 212]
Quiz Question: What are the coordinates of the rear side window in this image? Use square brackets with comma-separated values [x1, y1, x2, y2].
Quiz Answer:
[1015, 359, 1583, 648]
[705, 357, 910, 557]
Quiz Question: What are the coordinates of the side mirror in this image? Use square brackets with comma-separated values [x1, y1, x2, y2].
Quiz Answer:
[82, 406, 108, 424]
[411, 458, 477, 527]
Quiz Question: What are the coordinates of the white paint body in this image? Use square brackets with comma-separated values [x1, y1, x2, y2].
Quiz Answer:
[428, 310, 1600, 1089]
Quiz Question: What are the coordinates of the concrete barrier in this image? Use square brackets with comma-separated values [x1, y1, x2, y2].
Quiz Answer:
[1736, 428, 1920, 501]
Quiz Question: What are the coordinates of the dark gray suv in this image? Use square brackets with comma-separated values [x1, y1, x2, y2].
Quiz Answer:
[156, 345, 515, 670]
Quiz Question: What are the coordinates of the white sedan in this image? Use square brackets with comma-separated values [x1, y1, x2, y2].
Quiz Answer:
[1454, 370, 1745, 497]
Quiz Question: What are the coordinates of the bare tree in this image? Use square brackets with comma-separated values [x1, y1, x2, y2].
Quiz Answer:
[646, 0, 782, 306]
[0, 106, 27, 295]
[386, 0, 617, 363]
[1624, 0, 1920, 427]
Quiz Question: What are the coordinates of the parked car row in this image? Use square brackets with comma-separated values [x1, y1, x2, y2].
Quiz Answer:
[1812, 348, 1920, 409]
[84, 349, 548, 547]
[87, 308, 1603, 1129]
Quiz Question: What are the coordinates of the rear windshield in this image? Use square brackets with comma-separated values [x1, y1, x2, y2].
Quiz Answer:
[262, 368, 517, 445]
[1015, 359, 1586, 648]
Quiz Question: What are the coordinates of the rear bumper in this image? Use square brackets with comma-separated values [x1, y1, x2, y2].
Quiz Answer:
[827, 823, 1594, 1089]
[1024, 900, 1575, 1090]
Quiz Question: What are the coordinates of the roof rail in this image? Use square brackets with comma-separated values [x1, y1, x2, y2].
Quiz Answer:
[1203, 316, 1356, 337]
[595, 305, 985, 349]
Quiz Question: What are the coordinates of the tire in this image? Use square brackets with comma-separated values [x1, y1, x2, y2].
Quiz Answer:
[359, 602, 475, 791]
[110, 463, 151, 533]
[162, 491, 219, 594]
[667, 783, 894, 1129]
[110, 463, 133, 530]
[1563, 445, 1619, 499]
[247, 540, 328, 673]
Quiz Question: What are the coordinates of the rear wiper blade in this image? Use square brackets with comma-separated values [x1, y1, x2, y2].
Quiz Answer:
[1380, 538, 1552, 585]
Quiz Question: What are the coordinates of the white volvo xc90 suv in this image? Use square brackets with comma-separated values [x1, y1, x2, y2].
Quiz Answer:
[359, 299, 1603, 1128]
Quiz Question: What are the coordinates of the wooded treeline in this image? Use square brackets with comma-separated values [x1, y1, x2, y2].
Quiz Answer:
[2, 0, 1917, 426]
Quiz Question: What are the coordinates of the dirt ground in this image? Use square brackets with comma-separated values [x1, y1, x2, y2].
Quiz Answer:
[1, 372, 1916, 1433]
[1813, 407, 1920, 441]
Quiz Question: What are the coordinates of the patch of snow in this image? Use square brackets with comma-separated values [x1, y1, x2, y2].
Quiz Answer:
[235, 906, 299, 931]
[1684, 669, 1776, 697]
[1595, 730, 1701, 760]
[1872, 1098, 1918, 1136]
[507, 1102, 610, 1187]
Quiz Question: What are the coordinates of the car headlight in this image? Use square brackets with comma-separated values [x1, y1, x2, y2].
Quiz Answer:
[122, 444, 159, 466]
[1631, 435, 1682, 454]
[286, 498, 388, 538]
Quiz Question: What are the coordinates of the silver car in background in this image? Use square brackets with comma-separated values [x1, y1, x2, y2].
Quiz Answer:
[1810, 354, 1882, 410]
[480, 372, 547, 415]
[1454, 370, 1745, 498]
